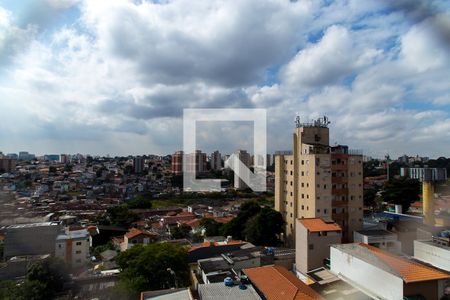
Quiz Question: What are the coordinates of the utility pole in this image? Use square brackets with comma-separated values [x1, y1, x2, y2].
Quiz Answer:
[385, 154, 390, 181]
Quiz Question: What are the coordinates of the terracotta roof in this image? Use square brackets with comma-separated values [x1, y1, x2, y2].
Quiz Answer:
[214, 216, 234, 224]
[181, 219, 201, 228]
[359, 243, 450, 283]
[244, 265, 323, 300]
[188, 240, 245, 252]
[125, 228, 158, 239]
[297, 218, 341, 232]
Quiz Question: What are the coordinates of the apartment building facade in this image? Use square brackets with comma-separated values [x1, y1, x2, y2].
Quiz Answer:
[275, 117, 363, 246]
[330, 145, 364, 242]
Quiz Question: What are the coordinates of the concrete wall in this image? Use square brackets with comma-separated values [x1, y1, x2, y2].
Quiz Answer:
[4, 223, 61, 258]
[414, 240, 450, 272]
[296, 222, 341, 274]
[330, 246, 404, 300]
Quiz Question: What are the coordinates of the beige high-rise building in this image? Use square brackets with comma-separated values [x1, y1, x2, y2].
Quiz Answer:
[275, 116, 363, 246]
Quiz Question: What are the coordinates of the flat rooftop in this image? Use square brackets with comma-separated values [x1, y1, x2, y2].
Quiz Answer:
[198, 282, 261, 300]
[6, 222, 60, 229]
[356, 229, 396, 236]
[308, 267, 372, 300]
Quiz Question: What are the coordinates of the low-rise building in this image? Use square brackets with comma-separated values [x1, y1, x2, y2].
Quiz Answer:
[115, 228, 159, 252]
[295, 218, 341, 274]
[353, 229, 401, 253]
[330, 243, 450, 300]
[55, 229, 90, 268]
[414, 237, 450, 272]
[3, 222, 61, 259]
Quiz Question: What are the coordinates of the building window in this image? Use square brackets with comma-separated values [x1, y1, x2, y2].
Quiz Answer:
[306, 194, 309, 199]
[301, 182, 304, 187]
[302, 205, 304, 210]
[307, 206, 309, 210]
[317, 209, 320, 213]
[301, 160, 304, 165]
[301, 194, 304, 199]
[290, 160, 293, 165]
[290, 181, 293, 186]
[309, 244, 314, 250]
[301, 172, 304, 176]
[76, 242, 82, 246]
[290, 171, 293, 175]
[323, 184, 327, 189]
[75, 250, 82, 254]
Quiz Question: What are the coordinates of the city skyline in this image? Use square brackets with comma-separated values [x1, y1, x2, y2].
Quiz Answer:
[0, 1, 450, 157]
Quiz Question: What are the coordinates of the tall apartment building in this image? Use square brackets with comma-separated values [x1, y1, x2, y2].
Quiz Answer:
[133, 156, 145, 174]
[185, 150, 207, 174]
[0, 158, 16, 173]
[171, 150, 207, 175]
[330, 145, 364, 242]
[171, 151, 183, 175]
[234, 150, 251, 190]
[210, 150, 222, 170]
[275, 116, 363, 246]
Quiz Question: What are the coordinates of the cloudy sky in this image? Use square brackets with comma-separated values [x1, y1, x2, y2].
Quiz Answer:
[0, 0, 449, 158]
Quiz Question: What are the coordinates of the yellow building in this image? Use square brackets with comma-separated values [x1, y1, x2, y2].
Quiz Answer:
[275, 116, 363, 246]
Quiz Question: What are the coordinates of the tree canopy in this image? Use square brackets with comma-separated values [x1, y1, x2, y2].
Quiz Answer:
[199, 218, 222, 237]
[380, 177, 421, 213]
[97, 205, 139, 228]
[221, 201, 284, 246]
[0, 257, 70, 300]
[115, 243, 189, 296]
[170, 224, 192, 239]
[244, 207, 284, 246]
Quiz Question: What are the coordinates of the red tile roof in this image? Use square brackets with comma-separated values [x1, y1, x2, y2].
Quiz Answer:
[359, 243, 450, 283]
[187, 240, 245, 252]
[125, 228, 158, 239]
[297, 218, 341, 232]
[244, 265, 323, 300]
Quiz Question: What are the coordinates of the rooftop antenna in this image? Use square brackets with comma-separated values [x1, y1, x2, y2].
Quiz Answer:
[295, 113, 300, 128]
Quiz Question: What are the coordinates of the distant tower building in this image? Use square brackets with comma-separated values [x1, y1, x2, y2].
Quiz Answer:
[210, 151, 222, 170]
[60, 154, 69, 164]
[133, 156, 145, 174]
[234, 150, 251, 190]
[185, 150, 207, 174]
[0, 158, 16, 173]
[266, 154, 274, 168]
[171, 151, 183, 175]
[275, 116, 363, 246]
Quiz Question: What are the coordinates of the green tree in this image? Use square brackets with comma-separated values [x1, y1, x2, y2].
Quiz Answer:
[0, 281, 21, 300]
[7, 257, 71, 300]
[103, 205, 139, 228]
[363, 188, 378, 208]
[48, 166, 57, 174]
[221, 201, 261, 239]
[199, 218, 222, 237]
[126, 196, 153, 209]
[243, 207, 284, 246]
[115, 243, 189, 296]
[380, 177, 421, 213]
[170, 224, 192, 239]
